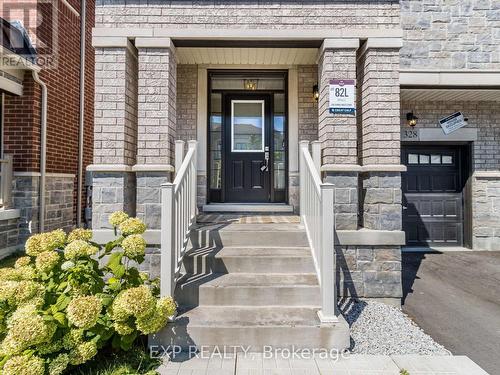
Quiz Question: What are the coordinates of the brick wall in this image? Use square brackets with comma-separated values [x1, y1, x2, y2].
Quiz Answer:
[177, 65, 198, 145]
[96, 1, 400, 30]
[298, 65, 318, 142]
[358, 47, 401, 165]
[401, 0, 500, 69]
[318, 48, 358, 166]
[400, 100, 500, 171]
[94, 45, 137, 166]
[2, 0, 94, 230]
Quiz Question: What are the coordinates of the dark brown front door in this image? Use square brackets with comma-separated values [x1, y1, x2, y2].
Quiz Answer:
[224, 94, 271, 202]
[402, 145, 465, 246]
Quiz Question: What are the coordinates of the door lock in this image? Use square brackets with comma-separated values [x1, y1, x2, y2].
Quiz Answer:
[262, 146, 270, 172]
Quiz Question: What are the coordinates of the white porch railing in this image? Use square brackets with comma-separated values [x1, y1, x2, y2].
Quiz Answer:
[299, 140, 338, 323]
[0, 155, 13, 209]
[161, 140, 197, 297]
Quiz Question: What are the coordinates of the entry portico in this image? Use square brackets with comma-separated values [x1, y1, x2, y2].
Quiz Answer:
[89, 26, 407, 305]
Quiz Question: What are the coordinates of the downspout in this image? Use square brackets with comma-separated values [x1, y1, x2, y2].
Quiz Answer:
[32, 70, 47, 232]
[77, 0, 86, 227]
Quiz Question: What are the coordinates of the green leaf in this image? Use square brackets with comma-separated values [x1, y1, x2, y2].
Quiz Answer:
[121, 331, 138, 345]
[55, 294, 71, 311]
[53, 312, 67, 325]
[107, 252, 126, 278]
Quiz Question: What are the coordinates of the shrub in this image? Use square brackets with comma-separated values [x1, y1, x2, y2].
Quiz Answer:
[0, 212, 175, 375]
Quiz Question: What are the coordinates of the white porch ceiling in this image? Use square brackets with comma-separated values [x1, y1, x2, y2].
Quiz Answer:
[176, 47, 318, 65]
[401, 89, 500, 102]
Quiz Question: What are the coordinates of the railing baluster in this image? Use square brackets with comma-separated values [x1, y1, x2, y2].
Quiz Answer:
[160, 141, 198, 298]
[299, 141, 338, 324]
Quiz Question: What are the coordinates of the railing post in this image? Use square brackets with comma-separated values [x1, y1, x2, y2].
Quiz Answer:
[161, 183, 176, 297]
[299, 141, 309, 224]
[318, 183, 338, 323]
[311, 141, 322, 175]
[0, 155, 13, 208]
[188, 140, 197, 218]
[175, 140, 185, 177]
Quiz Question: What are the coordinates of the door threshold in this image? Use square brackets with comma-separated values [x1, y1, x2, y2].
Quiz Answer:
[402, 246, 472, 253]
[202, 203, 294, 213]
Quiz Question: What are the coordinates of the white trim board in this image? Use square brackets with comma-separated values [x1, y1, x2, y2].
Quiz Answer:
[92, 27, 404, 40]
[400, 70, 500, 87]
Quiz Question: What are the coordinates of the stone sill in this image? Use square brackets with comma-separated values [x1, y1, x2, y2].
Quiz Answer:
[337, 229, 406, 246]
[93, 228, 405, 247]
[93, 229, 161, 245]
[474, 171, 500, 179]
[0, 208, 20, 221]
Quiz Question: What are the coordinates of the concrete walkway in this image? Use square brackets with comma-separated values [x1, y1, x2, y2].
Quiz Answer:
[158, 353, 488, 374]
[402, 251, 500, 374]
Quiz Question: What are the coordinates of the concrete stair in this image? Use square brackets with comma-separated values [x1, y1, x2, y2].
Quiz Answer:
[152, 221, 350, 352]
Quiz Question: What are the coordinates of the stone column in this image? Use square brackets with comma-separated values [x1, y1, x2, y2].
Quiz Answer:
[89, 41, 138, 230]
[358, 38, 404, 231]
[318, 39, 360, 230]
[132, 38, 177, 230]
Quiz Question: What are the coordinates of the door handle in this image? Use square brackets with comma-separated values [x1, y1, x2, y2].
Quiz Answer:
[262, 148, 270, 172]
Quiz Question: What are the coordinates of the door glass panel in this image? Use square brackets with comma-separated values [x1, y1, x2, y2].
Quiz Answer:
[442, 155, 453, 164]
[431, 154, 441, 164]
[231, 100, 264, 152]
[274, 93, 286, 190]
[419, 154, 430, 164]
[408, 154, 418, 164]
[209, 93, 222, 189]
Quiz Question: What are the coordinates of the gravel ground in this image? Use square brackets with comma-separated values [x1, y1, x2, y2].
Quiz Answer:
[341, 299, 451, 356]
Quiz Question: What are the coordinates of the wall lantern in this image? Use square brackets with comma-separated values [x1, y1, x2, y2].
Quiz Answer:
[406, 112, 418, 127]
[313, 84, 319, 101]
[244, 79, 258, 90]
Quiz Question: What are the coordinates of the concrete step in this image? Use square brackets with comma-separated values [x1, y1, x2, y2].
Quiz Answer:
[190, 223, 309, 248]
[176, 273, 321, 307]
[152, 306, 350, 351]
[202, 204, 295, 213]
[183, 247, 316, 274]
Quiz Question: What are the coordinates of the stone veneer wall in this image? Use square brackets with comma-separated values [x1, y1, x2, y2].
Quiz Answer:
[91, 173, 136, 230]
[337, 246, 402, 302]
[10, 174, 74, 244]
[400, 0, 500, 69]
[401, 100, 500, 249]
[0, 218, 20, 255]
[96, 1, 400, 30]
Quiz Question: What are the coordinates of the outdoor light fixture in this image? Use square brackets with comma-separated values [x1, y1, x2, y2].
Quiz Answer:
[406, 112, 418, 127]
[313, 84, 319, 101]
[244, 79, 258, 90]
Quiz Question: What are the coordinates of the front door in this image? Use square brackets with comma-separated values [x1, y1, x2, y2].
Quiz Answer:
[224, 94, 271, 202]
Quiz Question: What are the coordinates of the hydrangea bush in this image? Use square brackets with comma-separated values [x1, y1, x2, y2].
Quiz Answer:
[0, 212, 176, 375]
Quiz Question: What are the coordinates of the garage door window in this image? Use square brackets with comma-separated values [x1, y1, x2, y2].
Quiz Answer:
[408, 153, 454, 165]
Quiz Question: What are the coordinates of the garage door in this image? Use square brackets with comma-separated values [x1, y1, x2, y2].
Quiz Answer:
[402, 146, 465, 246]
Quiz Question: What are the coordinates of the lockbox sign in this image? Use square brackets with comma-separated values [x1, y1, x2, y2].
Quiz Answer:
[329, 79, 356, 115]
[439, 112, 467, 135]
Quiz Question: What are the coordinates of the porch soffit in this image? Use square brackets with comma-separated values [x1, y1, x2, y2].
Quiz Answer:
[176, 47, 318, 65]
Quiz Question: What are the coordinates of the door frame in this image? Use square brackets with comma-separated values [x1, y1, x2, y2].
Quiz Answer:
[206, 70, 289, 204]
